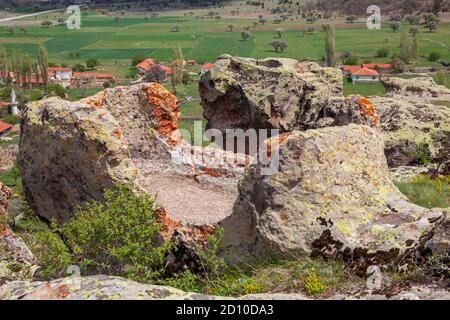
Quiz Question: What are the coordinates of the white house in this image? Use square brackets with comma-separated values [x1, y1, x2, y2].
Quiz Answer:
[48, 67, 72, 80]
[350, 67, 380, 83]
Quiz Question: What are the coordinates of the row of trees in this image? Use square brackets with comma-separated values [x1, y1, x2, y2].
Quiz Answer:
[0, 44, 48, 88]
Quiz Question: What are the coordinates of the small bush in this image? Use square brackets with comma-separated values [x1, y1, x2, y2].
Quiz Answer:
[376, 48, 390, 58]
[429, 52, 441, 62]
[303, 268, 326, 295]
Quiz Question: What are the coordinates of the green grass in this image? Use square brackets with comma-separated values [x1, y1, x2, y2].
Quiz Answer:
[67, 87, 104, 101]
[343, 78, 386, 97]
[1, 15, 449, 79]
[395, 175, 450, 209]
[0, 163, 22, 195]
[0, 131, 19, 148]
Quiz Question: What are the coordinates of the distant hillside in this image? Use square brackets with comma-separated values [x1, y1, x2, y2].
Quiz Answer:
[315, 0, 449, 15]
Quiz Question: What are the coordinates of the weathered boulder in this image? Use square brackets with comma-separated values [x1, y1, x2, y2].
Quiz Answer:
[419, 214, 450, 276]
[0, 275, 222, 300]
[220, 125, 445, 271]
[19, 83, 248, 225]
[382, 76, 450, 101]
[199, 55, 377, 141]
[0, 182, 38, 282]
[370, 96, 450, 167]
[1, 274, 448, 300]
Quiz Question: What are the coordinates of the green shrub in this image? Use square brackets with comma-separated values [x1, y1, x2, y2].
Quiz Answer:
[1, 114, 20, 125]
[376, 48, 390, 57]
[303, 268, 326, 295]
[429, 52, 441, 61]
[343, 55, 358, 65]
[62, 184, 172, 282]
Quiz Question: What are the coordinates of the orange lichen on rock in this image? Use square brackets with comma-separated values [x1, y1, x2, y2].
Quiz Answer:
[141, 83, 182, 147]
[112, 128, 122, 140]
[0, 223, 12, 239]
[80, 91, 106, 109]
[154, 207, 181, 241]
[359, 96, 379, 127]
[265, 132, 292, 157]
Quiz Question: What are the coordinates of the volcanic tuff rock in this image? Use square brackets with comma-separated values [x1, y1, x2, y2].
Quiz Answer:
[0, 182, 39, 282]
[200, 56, 449, 168]
[370, 96, 450, 168]
[382, 76, 450, 101]
[220, 125, 446, 271]
[199, 55, 378, 144]
[19, 83, 249, 225]
[1, 275, 448, 300]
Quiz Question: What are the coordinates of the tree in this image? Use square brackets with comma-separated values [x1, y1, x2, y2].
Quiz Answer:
[270, 40, 287, 53]
[432, 0, 444, 15]
[405, 15, 420, 25]
[241, 30, 251, 41]
[38, 44, 48, 86]
[426, 21, 437, 32]
[19, 26, 27, 34]
[6, 27, 14, 34]
[429, 52, 441, 61]
[345, 15, 357, 23]
[390, 21, 400, 32]
[227, 24, 235, 32]
[57, 17, 65, 25]
[144, 63, 164, 86]
[253, 21, 258, 28]
[0, 46, 6, 83]
[307, 26, 315, 34]
[391, 55, 406, 73]
[324, 24, 335, 67]
[171, 25, 181, 32]
[276, 28, 285, 38]
[409, 26, 419, 37]
[259, 18, 267, 25]
[73, 63, 85, 72]
[41, 20, 52, 28]
[171, 44, 185, 96]
[376, 48, 390, 57]
[86, 57, 99, 70]
[131, 53, 146, 66]
[400, 31, 417, 64]
[114, 16, 121, 23]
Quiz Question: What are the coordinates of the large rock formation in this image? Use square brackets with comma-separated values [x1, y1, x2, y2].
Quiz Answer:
[200, 56, 450, 168]
[370, 97, 450, 168]
[199, 55, 378, 148]
[19, 83, 249, 225]
[1, 274, 448, 300]
[382, 76, 450, 101]
[220, 125, 446, 271]
[17, 74, 448, 275]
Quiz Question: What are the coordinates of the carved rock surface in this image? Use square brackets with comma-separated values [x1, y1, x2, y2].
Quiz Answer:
[220, 125, 445, 271]
[199, 55, 378, 146]
[19, 83, 249, 225]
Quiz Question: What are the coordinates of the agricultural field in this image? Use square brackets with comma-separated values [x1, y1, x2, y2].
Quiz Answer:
[1, 12, 450, 80]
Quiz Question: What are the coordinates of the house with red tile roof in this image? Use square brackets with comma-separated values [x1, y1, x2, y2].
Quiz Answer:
[350, 67, 380, 83]
[0, 120, 12, 136]
[73, 72, 116, 82]
[136, 58, 156, 75]
[200, 63, 214, 75]
[48, 67, 72, 80]
[362, 63, 393, 71]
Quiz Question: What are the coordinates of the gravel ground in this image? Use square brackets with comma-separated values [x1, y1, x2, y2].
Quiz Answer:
[138, 172, 238, 225]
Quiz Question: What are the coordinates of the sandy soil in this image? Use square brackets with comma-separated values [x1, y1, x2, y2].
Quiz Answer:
[138, 172, 237, 225]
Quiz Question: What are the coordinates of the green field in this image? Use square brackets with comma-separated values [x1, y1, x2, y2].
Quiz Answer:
[1, 13, 450, 79]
